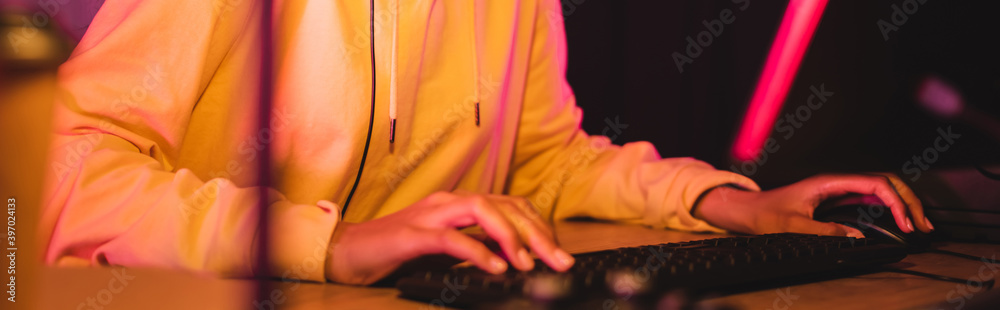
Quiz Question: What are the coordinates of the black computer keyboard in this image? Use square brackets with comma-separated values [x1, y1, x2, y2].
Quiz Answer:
[396, 233, 907, 308]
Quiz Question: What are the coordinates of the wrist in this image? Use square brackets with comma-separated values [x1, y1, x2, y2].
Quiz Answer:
[325, 221, 356, 283]
[692, 185, 757, 233]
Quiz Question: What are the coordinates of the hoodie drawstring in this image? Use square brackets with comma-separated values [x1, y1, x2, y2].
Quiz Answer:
[388, 0, 400, 143]
[471, 1, 481, 127]
[389, 0, 481, 143]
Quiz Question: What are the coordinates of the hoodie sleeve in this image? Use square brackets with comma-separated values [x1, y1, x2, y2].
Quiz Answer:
[506, 0, 760, 232]
[41, 0, 338, 282]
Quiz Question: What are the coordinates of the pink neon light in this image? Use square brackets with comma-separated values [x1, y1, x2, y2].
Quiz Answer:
[731, 0, 828, 161]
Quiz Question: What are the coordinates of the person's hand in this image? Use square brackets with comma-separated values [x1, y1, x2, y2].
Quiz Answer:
[693, 174, 934, 237]
[325, 191, 575, 285]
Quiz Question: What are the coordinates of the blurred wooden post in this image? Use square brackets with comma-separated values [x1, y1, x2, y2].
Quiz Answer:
[1, 10, 72, 310]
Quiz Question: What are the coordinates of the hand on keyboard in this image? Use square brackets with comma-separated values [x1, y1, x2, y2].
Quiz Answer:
[693, 174, 932, 236]
[326, 191, 575, 285]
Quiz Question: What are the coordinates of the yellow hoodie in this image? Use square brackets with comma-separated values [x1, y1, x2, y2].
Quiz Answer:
[42, 0, 759, 283]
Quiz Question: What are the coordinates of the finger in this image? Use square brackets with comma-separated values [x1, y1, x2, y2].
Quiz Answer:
[839, 224, 866, 238]
[520, 221, 574, 272]
[411, 192, 475, 228]
[422, 191, 457, 205]
[424, 229, 508, 274]
[450, 195, 535, 271]
[878, 174, 932, 233]
[496, 198, 573, 272]
[439, 192, 554, 241]
[814, 175, 915, 233]
[785, 216, 865, 238]
[504, 196, 557, 242]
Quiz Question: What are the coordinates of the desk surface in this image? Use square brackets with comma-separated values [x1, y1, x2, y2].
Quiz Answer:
[36, 221, 1000, 310]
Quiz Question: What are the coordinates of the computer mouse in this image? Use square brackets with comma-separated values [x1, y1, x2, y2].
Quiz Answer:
[813, 194, 931, 251]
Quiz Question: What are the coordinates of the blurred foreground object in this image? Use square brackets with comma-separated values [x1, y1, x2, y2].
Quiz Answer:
[1, 9, 72, 310]
[1, 11, 72, 70]
[916, 75, 1000, 144]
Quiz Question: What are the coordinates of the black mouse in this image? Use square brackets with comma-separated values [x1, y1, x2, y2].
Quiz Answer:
[813, 194, 931, 251]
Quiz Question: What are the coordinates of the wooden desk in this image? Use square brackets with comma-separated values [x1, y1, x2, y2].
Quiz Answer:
[33, 221, 1000, 310]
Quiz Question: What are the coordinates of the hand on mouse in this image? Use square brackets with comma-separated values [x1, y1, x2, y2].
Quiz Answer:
[692, 174, 934, 237]
[325, 191, 574, 285]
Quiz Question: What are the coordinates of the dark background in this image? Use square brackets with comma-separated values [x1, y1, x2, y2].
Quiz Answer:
[561, 0, 1000, 188]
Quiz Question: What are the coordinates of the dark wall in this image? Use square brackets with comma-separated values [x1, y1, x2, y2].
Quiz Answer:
[562, 0, 1000, 187]
[562, 0, 787, 168]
